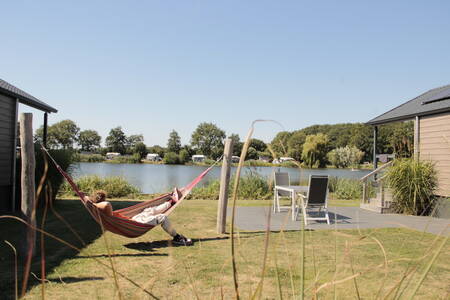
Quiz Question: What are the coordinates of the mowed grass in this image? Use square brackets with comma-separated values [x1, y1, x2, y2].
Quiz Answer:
[0, 198, 448, 299]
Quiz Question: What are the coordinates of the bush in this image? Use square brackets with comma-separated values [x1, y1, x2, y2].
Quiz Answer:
[75, 153, 106, 162]
[332, 178, 363, 199]
[59, 175, 140, 198]
[387, 158, 437, 215]
[327, 146, 364, 168]
[108, 154, 141, 164]
[179, 149, 190, 164]
[190, 172, 271, 200]
[18, 146, 75, 204]
[164, 152, 180, 164]
[328, 176, 375, 200]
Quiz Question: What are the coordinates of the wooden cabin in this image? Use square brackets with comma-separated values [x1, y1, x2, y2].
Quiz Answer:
[0, 79, 57, 212]
[367, 84, 450, 197]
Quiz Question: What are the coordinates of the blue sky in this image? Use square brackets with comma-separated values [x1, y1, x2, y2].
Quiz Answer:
[1, 1, 450, 146]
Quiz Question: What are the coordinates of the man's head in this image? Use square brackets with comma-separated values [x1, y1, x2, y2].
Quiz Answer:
[91, 190, 107, 203]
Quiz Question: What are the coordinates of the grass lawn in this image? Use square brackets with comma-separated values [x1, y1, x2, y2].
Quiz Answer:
[0, 198, 448, 299]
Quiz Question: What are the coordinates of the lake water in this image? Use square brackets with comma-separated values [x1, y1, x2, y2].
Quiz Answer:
[71, 163, 372, 194]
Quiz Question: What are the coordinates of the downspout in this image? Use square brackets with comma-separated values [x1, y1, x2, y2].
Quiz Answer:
[373, 125, 378, 180]
[43, 112, 48, 147]
[11, 98, 19, 211]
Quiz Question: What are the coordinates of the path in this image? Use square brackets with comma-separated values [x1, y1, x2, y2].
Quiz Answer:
[231, 206, 449, 236]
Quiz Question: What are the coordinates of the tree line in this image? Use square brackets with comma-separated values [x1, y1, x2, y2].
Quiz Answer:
[35, 119, 413, 167]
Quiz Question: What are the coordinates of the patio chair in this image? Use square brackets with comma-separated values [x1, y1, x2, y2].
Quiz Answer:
[273, 172, 292, 213]
[296, 175, 330, 225]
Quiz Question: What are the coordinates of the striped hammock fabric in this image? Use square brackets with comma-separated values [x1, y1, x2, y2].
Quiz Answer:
[47, 152, 215, 238]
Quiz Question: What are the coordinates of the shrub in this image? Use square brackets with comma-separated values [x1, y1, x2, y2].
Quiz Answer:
[387, 158, 437, 215]
[328, 176, 375, 200]
[190, 172, 271, 200]
[236, 172, 271, 199]
[75, 153, 106, 162]
[333, 178, 363, 199]
[163, 152, 180, 164]
[108, 154, 141, 164]
[18, 146, 75, 204]
[59, 175, 140, 198]
[179, 149, 190, 164]
[327, 146, 364, 168]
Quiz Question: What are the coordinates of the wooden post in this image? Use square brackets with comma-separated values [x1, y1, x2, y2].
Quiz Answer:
[20, 113, 36, 256]
[362, 180, 367, 203]
[217, 138, 234, 234]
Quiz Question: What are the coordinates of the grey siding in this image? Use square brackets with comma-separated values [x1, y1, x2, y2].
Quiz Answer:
[0, 93, 16, 211]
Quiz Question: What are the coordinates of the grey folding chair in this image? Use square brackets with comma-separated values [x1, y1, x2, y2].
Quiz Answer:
[273, 172, 292, 212]
[296, 175, 330, 225]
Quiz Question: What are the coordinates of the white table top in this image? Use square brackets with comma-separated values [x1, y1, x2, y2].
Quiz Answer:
[275, 185, 309, 193]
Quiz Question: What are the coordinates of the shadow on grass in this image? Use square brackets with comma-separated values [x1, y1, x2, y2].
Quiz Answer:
[75, 253, 168, 258]
[32, 276, 105, 284]
[125, 236, 229, 251]
[0, 198, 142, 300]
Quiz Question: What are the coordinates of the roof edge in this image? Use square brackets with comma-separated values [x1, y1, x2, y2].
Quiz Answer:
[0, 86, 58, 113]
[366, 106, 450, 125]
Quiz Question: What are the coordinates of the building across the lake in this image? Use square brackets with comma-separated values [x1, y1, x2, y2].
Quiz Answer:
[0, 79, 57, 212]
[192, 155, 206, 163]
[368, 84, 450, 197]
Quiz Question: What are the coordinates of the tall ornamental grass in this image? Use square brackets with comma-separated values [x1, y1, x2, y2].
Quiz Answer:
[387, 158, 437, 215]
[59, 175, 141, 198]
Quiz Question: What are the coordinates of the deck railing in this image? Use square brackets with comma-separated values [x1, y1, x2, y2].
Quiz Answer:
[360, 160, 393, 204]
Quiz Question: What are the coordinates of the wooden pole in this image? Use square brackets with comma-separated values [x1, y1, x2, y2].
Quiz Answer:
[217, 138, 234, 234]
[20, 113, 36, 255]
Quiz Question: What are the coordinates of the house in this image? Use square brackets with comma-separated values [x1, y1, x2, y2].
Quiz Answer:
[367, 84, 450, 197]
[279, 157, 295, 163]
[106, 152, 121, 159]
[0, 79, 57, 212]
[258, 155, 272, 163]
[192, 154, 206, 163]
[146, 153, 162, 161]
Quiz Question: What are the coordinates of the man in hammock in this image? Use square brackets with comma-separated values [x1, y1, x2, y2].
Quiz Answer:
[87, 190, 193, 246]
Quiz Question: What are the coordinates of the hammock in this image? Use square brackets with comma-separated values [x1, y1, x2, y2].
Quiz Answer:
[43, 148, 218, 238]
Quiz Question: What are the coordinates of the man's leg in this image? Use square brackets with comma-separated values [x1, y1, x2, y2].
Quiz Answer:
[156, 215, 177, 237]
[155, 215, 193, 246]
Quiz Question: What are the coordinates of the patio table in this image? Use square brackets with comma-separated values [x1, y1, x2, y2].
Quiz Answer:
[274, 185, 308, 220]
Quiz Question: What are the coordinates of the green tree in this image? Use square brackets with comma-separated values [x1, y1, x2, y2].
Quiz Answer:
[167, 130, 182, 153]
[78, 129, 101, 152]
[287, 131, 307, 161]
[147, 145, 166, 158]
[301, 133, 329, 168]
[388, 121, 414, 158]
[249, 139, 267, 153]
[125, 134, 144, 153]
[35, 126, 58, 149]
[269, 131, 292, 157]
[133, 142, 148, 159]
[246, 147, 258, 160]
[105, 126, 127, 153]
[190, 122, 226, 159]
[36, 120, 80, 149]
[229, 133, 242, 157]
